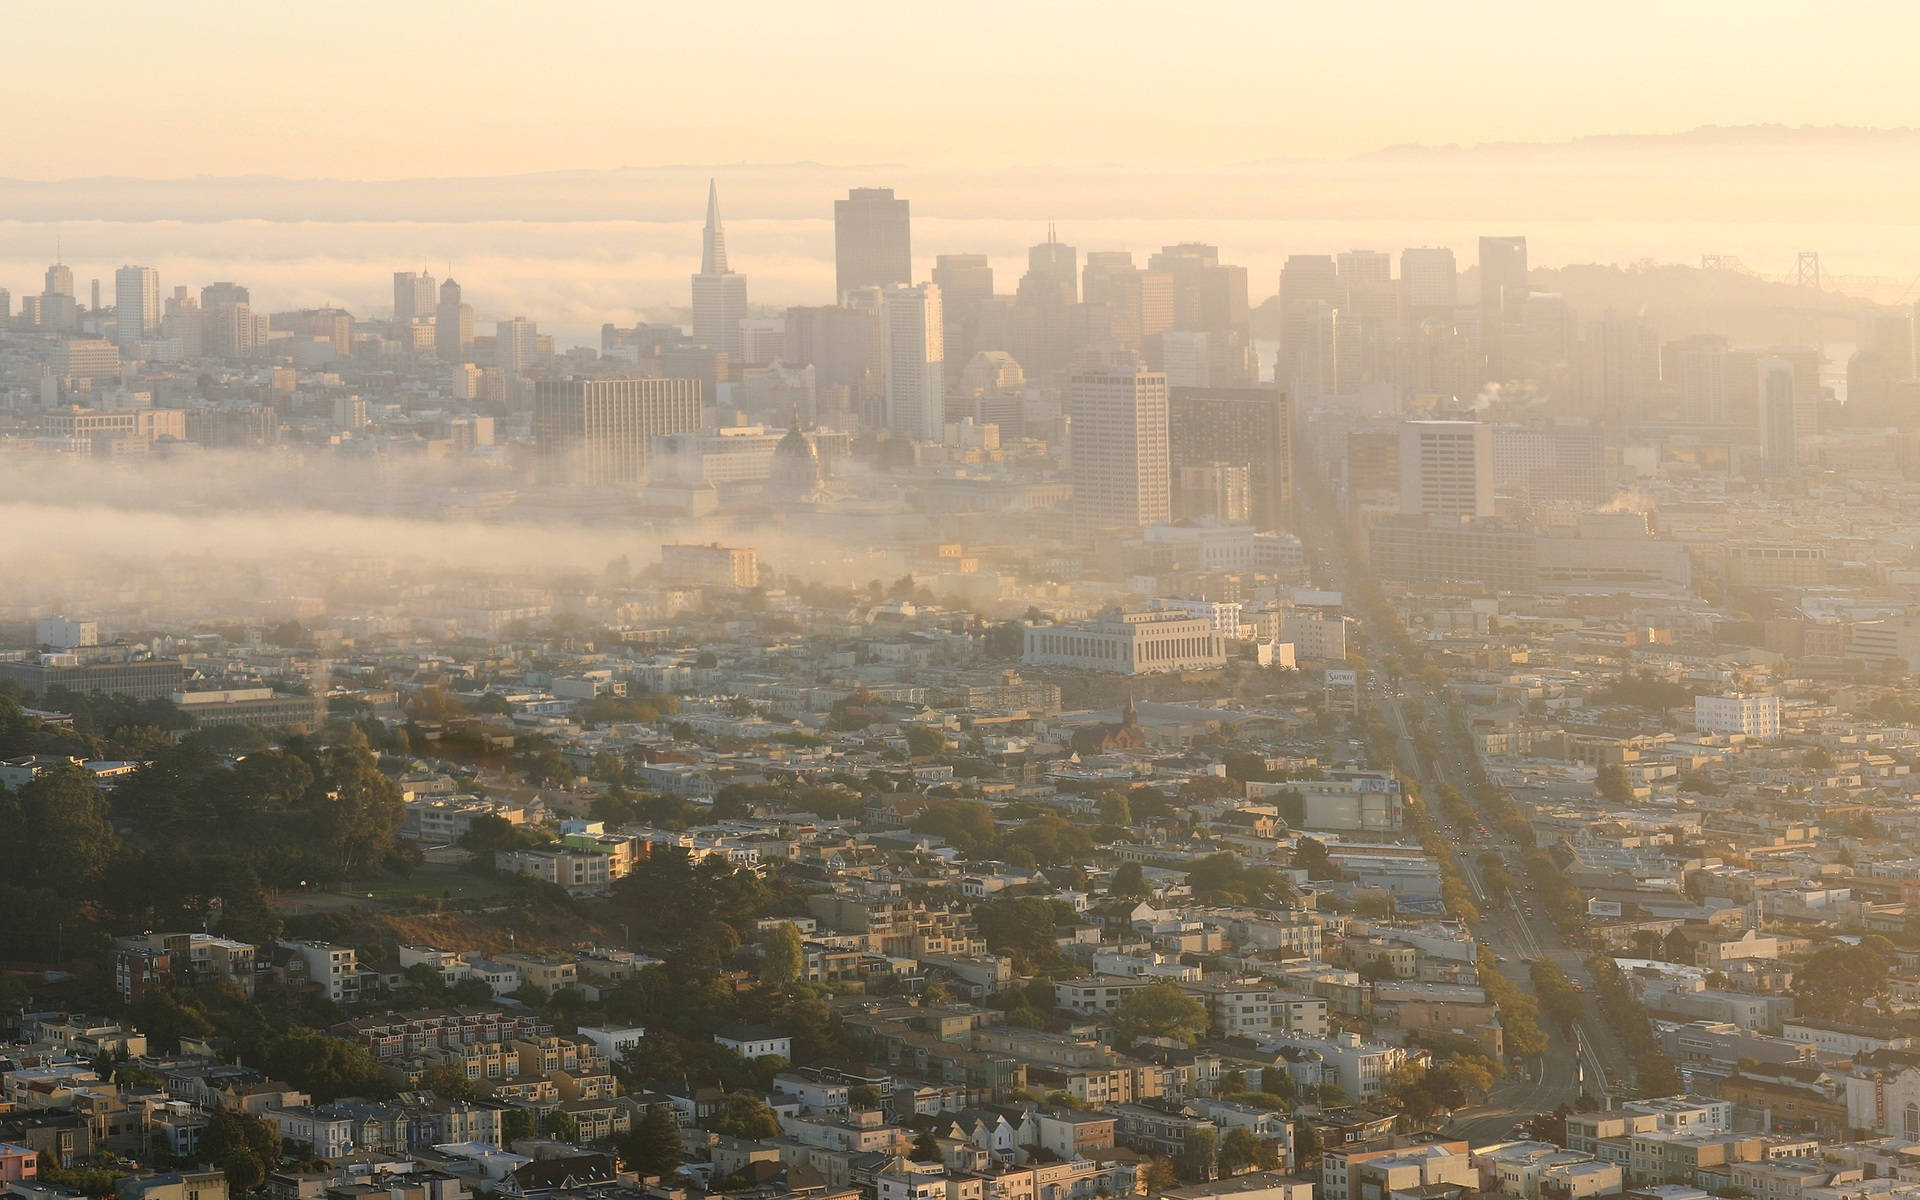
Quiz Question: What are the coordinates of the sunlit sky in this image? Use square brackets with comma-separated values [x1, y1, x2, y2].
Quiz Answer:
[9, 0, 1920, 179]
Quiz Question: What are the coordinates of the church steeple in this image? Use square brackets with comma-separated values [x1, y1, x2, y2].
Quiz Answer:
[700, 178, 730, 276]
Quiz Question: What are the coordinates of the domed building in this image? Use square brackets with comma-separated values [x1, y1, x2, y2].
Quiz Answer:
[766, 419, 823, 499]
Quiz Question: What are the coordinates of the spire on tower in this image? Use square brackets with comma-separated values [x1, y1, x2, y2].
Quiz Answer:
[700, 179, 731, 276]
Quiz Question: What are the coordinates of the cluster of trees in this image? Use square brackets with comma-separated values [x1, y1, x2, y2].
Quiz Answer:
[974, 896, 1080, 972]
[0, 689, 188, 760]
[1185, 852, 1295, 905]
[1113, 980, 1209, 1047]
[1585, 955, 1683, 1095]
[1591, 672, 1697, 712]
[1475, 946, 1547, 1058]
[1528, 959, 1585, 1031]
[1384, 1053, 1495, 1119]
[909, 800, 1096, 867]
[1794, 939, 1891, 1020]
[199, 1107, 283, 1190]
[1400, 784, 1479, 925]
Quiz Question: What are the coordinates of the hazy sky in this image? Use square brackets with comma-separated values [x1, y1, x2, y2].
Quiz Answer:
[10, 0, 1920, 179]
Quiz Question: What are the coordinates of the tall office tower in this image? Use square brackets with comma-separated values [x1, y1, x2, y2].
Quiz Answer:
[1148, 243, 1250, 333]
[1399, 419, 1494, 518]
[1847, 349, 1897, 426]
[1168, 385, 1293, 530]
[90, 279, 101, 313]
[786, 301, 882, 415]
[881, 283, 944, 441]
[533, 376, 703, 487]
[1575, 314, 1660, 422]
[1082, 251, 1134, 306]
[1478, 236, 1528, 379]
[1279, 255, 1341, 316]
[1278, 254, 1341, 390]
[1337, 250, 1392, 295]
[496, 317, 539, 373]
[113, 266, 160, 351]
[1287, 302, 1338, 401]
[691, 180, 748, 365]
[199, 282, 253, 357]
[0, 289, 10, 323]
[393, 271, 435, 327]
[1760, 358, 1797, 472]
[40, 262, 77, 331]
[834, 187, 911, 300]
[1663, 334, 1730, 425]
[1012, 230, 1078, 375]
[1400, 247, 1458, 322]
[162, 287, 203, 357]
[1522, 291, 1574, 384]
[436, 278, 474, 362]
[932, 253, 994, 365]
[202, 281, 249, 307]
[1858, 309, 1915, 380]
[1071, 363, 1170, 537]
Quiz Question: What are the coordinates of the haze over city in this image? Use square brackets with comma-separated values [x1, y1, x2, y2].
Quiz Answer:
[6, 10, 1920, 1200]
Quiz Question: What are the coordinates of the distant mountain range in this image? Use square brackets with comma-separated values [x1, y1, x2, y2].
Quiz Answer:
[1356, 124, 1920, 159]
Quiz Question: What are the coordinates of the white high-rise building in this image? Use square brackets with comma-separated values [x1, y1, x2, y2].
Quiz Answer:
[496, 316, 538, 373]
[691, 180, 748, 364]
[114, 265, 160, 351]
[1399, 419, 1494, 519]
[881, 283, 943, 440]
[1071, 363, 1170, 536]
[393, 271, 435, 327]
[1695, 693, 1781, 739]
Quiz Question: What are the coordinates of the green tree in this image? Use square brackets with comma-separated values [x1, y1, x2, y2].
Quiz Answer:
[912, 1129, 942, 1162]
[1217, 1127, 1277, 1176]
[618, 1104, 685, 1176]
[710, 1094, 781, 1140]
[1795, 942, 1890, 1020]
[758, 922, 805, 989]
[10, 763, 121, 891]
[202, 1107, 280, 1191]
[1177, 1127, 1217, 1183]
[1141, 1158, 1178, 1193]
[314, 743, 404, 873]
[543, 1109, 580, 1143]
[1099, 793, 1133, 826]
[1291, 836, 1339, 880]
[500, 1107, 537, 1144]
[1115, 980, 1209, 1047]
[1108, 861, 1149, 899]
[1595, 763, 1635, 806]
[906, 727, 950, 758]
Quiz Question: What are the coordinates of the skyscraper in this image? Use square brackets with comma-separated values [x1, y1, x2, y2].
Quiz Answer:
[1399, 419, 1494, 518]
[533, 376, 703, 487]
[834, 187, 911, 300]
[1478, 236, 1528, 379]
[436, 277, 474, 363]
[1760, 357, 1797, 472]
[1071, 363, 1170, 536]
[932, 254, 994, 365]
[1168, 386, 1293, 531]
[393, 271, 435, 328]
[497, 317, 539, 373]
[1400, 247, 1457, 322]
[881, 283, 943, 441]
[1663, 334, 1729, 425]
[114, 265, 160, 352]
[1012, 229, 1078, 376]
[691, 180, 748, 365]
